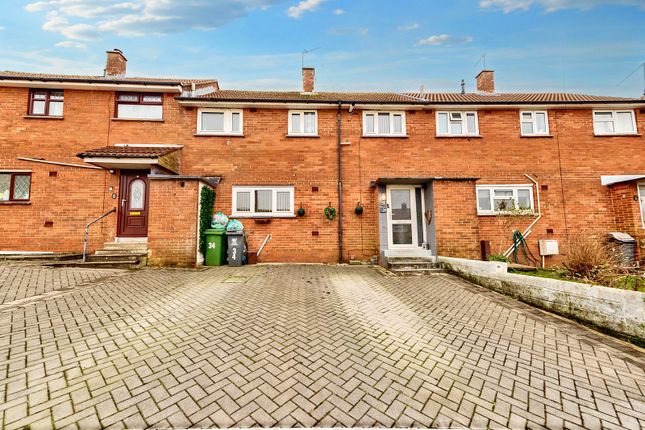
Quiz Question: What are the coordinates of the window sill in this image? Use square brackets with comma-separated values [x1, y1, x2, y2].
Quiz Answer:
[23, 115, 63, 120]
[194, 132, 244, 137]
[477, 212, 536, 217]
[286, 134, 320, 138]
[593, 133, 641, 137]
[436, 135, 482, 138]
[0, 201, 31, 205]
[111, 117, 164, 122]
[361, 135, 408, 138]
[521, 134, 553, 138]
[231, 214, 296, 219]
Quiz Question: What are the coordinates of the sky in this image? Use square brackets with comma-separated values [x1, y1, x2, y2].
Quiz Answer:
[0, 0, 644, 96]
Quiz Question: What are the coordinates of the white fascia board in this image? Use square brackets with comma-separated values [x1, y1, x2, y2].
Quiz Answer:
[114, 144, 184, 148]
[178, 100, 424, 110]
[425, 102, 645, 110]
[600, 175, 645, 186]
[0, 80, 182, 93]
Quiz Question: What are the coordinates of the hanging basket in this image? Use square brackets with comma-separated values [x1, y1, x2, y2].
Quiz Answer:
[354, 202, 364, 215]
[324, 205, 337, 221]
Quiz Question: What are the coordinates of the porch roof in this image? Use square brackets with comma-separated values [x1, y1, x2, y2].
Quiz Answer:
[370, 176, 480, 187]
[77, 145, 182, 173]
[600, 175, 645, 186]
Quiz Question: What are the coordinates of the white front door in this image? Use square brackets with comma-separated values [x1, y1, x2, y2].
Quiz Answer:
[387, 185, 419, 248]
[639, 184, 645, 228]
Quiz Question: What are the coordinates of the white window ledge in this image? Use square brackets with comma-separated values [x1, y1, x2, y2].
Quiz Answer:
[24, 115, 64, 120]
[361, 134, 408, 138]
[231, 213, 296, 219]
[195, 132, 244, 137]
[287, 134, 320, 138]
[111, 117, 164, 122]
[593, 133, 641, 137]
[436, 134, 482, 138]
[521, 134, 554, 138]
[477, 211, 536, 217]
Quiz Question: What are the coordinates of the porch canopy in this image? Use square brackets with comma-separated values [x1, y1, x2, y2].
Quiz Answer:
[77, 144, 182, 173]
[370, 176, 480, 187]
[600, 175, 645, 186]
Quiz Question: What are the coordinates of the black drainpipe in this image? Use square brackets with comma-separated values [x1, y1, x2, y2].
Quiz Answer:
[337, 102, 343, 264]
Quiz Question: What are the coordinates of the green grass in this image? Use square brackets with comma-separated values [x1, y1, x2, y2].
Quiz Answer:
[510, 269, 645, 292]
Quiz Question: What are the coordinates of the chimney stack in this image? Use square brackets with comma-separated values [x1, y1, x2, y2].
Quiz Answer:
[105, 49, 127, 77]
[476, 70, 494, 93]
[302, 67, 315, 93]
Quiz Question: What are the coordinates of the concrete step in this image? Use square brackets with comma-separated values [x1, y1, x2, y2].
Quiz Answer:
[43, 259, 140, 270]
[0, 253, 82, 261]
[390, 267, 446, 275]
[86, 253, 147, 262]
[387, 257, 435, 263]
[95, 248, 147, 255]
[388, 260, 438, 270]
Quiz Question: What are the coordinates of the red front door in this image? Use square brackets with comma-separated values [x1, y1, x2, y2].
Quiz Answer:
[118, 171, 149, 237]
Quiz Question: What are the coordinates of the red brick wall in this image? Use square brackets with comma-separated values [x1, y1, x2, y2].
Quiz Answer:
[1, 83, 644, 266]
[432, 180, 480, 259]
[609, 182, 645, 261]
[147, 179, 200, 266]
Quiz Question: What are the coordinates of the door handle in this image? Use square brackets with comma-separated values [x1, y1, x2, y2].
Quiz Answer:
[121, 199, 127, 208]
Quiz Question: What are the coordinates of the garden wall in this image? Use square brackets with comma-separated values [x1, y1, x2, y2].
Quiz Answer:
[438, 256, 645, 340]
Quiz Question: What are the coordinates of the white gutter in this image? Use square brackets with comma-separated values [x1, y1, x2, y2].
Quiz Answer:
[177, 100, 424, 110]
[503, 173, 542, 263]
[17, 157, 102, 170]
[0, 79, 182, 93]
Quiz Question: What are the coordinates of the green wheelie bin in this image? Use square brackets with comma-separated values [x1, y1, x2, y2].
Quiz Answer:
[204, 229, 227, 266]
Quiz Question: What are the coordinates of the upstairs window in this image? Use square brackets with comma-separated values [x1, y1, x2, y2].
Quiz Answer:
[520, 111, 549, 136]
[476, 185, 534, 215]
[363, 112, 406, 136]
[29, 90, 64, 116]
[593, 110, 636, 135]
[0, 172, 31, 202]
[232, 186, 294, 217]
[197, 109, 243, 135]
[116, 92, 163, 120]
[288, 111, 317, 136]
[436, 111, 478, 136]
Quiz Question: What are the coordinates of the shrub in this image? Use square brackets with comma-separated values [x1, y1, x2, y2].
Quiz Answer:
[489, 254, 510, 263]
[198, 186, 215, 254]
[562, 236, 623, 283]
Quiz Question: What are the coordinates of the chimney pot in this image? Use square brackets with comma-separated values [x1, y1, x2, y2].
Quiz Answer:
[105, 49, 127, 77]
[302, 67, 315, 93]
[476, 70, 494, 93]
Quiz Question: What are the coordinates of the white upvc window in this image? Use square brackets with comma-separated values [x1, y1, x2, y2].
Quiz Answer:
[197, 108, 243, 135]
[476, 185, 534, 215]
[436, 111, 479, 136]
[520, 111, 549, 136]
[593, 110, 637, 135]
[288, 110, 317, 136]
[362, 111, 406, 136]
[232, 186, 294, 217]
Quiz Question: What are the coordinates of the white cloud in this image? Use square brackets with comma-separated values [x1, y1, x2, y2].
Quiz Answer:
[55, 40, 88, 49]
[479, 0, 645, 12]
[25, 0, 284, 40]
[398, 22, 419, 31]
[417, 34, 473, 46]
[333, 8, 344, 15]
[287, 0, 324, 18]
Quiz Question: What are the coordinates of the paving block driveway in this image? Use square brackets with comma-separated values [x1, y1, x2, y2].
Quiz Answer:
[0, 264, 643, 429]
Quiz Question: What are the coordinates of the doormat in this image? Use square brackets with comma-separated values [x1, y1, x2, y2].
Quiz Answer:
[223, 275, 250, 283]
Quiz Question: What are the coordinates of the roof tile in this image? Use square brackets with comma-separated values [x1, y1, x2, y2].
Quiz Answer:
[77, 146, 180, 159]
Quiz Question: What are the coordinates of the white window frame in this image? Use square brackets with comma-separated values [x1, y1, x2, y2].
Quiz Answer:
[476, 184, 535, 216]
[520, 110, 550, 136]
[196, 108, 243, 136]
[288, 110, 318, 136]
[592, 110, 637, 136]
[232, 186, 295, 218]
[362, 111, 406, 137]
[436, 111, 479, 136]
[639, 182, 645, 229]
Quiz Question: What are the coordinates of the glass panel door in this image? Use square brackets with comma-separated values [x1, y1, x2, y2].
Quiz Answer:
[387, 186, 418, 247]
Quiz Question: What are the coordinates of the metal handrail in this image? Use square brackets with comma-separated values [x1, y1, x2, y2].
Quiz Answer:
[83, 208, 116, 262]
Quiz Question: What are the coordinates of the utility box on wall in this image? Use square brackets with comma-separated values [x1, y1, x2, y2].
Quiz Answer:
[539, 240, 559, 256]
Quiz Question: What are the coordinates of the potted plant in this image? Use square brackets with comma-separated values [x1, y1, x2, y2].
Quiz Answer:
[297, 205, 305, 217]
[324, 204, 336, 221]
[354, 202, 364, 215]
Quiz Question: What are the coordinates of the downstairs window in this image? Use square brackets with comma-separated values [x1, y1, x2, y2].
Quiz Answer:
[476, 185, 534, 215]
[0, 172, 31, 202]
[232, 186, 294, 217]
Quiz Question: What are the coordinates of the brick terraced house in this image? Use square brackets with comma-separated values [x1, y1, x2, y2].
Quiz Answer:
[1, 49, 644, 267]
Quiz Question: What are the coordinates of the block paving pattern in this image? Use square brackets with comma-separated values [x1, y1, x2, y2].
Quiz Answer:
[0, 264, 643, 429]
